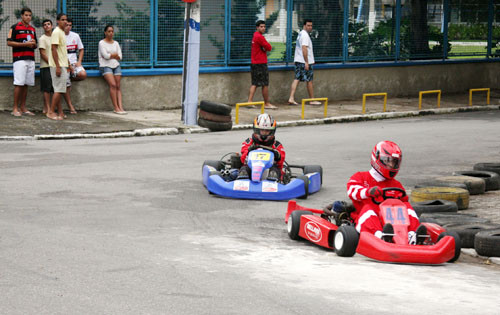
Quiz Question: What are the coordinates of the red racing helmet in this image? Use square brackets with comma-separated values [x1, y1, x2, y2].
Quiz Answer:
[252, 113, 276, 145]
[371, 140, 402, 179]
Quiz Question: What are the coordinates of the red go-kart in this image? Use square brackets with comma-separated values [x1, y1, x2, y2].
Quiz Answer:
[285, 188, 461, 264]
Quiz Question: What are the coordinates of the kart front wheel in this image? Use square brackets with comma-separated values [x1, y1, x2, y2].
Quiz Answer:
[287, 210, 312, 240]
[203, 160, 224, 171]
[438, 231, 461, 262]
[334, 225, 359, 257]
[296, 175, 309, 199]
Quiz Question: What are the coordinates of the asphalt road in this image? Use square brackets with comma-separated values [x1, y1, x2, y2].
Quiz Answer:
[1, 111, 500, 314]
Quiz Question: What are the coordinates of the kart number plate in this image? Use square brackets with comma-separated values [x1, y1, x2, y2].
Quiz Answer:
[233, 180, 250, 191]
[249, 151, 271, 161]
[262, 181, 278, 192]
[381, 206, 409, 226]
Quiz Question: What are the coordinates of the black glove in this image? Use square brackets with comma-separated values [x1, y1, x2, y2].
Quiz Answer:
[273, 150, 281, 161]
[248, 144, 257, 152]
[368, 186, 383, 198]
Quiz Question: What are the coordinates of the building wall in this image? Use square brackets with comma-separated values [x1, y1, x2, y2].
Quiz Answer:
[0, 62, 497, 111]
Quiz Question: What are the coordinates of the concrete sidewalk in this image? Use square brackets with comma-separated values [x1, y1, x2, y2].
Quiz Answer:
[1, 91, 499, 140]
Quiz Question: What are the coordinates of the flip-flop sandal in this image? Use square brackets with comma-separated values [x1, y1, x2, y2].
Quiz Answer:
[11, 111, 22, 117]
[288, 101, 299, 106]
[22, 111, 35, 116]
[309, 101, 322, 105]
[265, 105, 277, 110]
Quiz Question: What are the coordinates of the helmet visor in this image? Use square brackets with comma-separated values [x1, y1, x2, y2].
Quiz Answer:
[380, 155, 400, 170]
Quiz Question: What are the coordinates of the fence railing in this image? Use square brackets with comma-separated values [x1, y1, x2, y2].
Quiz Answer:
[0, 0, 498, 71]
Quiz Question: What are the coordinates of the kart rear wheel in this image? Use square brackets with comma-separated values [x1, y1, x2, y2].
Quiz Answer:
[203, 160, 224, 171]
[334, 225, 359, 257]
[437, 231, 461, 262]
[287, 210, 312, 240]
[296, 175, 309, 199]
[303, 165, 323, 184]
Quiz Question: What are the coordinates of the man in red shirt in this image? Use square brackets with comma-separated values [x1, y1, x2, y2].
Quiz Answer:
[248, 20, 275, 109]
[7, 7, 37, 117]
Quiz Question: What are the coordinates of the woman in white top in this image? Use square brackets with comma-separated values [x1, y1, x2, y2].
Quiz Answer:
[98, 24, 126, 114]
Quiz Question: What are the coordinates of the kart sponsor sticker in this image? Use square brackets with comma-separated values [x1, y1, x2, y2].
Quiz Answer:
[304, 222, 322, 243]
[262, 181, 278, 192]
[233, 180, 250, 191]
[249, 151, 271, 161]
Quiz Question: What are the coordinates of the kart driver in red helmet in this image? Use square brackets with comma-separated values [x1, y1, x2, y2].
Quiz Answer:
[237, 113, 285, 181]
[337, 141, 426, 244]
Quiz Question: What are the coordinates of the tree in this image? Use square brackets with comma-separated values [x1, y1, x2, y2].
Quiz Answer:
[0, 0, 9, 31]
[409, 0, 431, 56]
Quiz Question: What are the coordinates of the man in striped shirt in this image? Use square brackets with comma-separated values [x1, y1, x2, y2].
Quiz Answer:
[7, 7, 37, 117]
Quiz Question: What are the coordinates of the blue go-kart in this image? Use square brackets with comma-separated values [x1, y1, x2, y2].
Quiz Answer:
[202, 146, 322, 200]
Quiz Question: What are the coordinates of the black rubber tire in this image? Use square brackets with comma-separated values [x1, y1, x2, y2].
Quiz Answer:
[296, 175, 309, 199]
[419, 217, 439, 224]
[198, 117, 233, 131]
[287, 210, 312, 240]
[473, 163, 500, 176]
[410, 187, 469, 210]
[434, 176, 485, 195]
[334, 225, 359, 257]
[199, 100, 232, 116]
[414, 180, 468, 190]
[303, 165, 323, 184]
[452, 170, 500, 191]
[203, 160, 224, 171]
[199, 109, 232, 123]
[410, 199, 458, 216]
[421, 212, 491, 226]
[437, 231, 461, 262]
[474, 228, 500, 257]
[443, 223, 500, 248]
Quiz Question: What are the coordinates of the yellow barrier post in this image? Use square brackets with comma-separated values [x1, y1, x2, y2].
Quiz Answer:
[418, 90, 441, 110]
[300, 98, 329, 119]
[234, 101, 265, 124]
[469, 88, 490, 106]
[362, 93, 388, 114]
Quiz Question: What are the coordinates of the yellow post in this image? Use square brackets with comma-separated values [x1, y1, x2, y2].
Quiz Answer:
[469, 88, 490, 106]
[300, 98, 329, 119]
[362, 93, 388, 114]
[418, 90, 441, 110]
[235, 101, 265, 124]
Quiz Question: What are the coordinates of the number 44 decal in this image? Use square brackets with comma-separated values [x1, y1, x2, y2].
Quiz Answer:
[384, 207, 407, 225]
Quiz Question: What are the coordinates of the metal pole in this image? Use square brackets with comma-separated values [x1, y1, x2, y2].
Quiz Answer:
[181, 2, 192, 121]
[443, 0, 449, 61]
[487, 0, 493, 57]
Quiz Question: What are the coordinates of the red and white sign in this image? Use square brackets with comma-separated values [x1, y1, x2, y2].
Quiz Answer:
[262, 181, 278, 192]
[304, 222, 322, 243]
[233, 180, 250, 191]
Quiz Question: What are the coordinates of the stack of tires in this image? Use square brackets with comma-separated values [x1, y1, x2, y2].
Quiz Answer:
[198, 100, 233, 132]
[410, 162, 500, 257]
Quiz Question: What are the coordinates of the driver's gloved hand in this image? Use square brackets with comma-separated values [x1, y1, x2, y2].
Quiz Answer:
[273, 150, 281, 161]
[368, 186, 382, 198]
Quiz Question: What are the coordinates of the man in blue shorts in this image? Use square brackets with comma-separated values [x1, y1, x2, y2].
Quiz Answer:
[287, 19, 321, 106]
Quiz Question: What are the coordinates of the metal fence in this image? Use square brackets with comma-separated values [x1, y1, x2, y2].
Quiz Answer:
[0, 0, 498, 70]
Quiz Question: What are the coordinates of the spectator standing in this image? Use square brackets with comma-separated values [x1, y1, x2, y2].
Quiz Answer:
[248, 20, 275, 109]
[39, 19, 53, 114]
[46, 13, 69, 121]
[7, 7, 37, 117]
[287, 19, 321, 106]
[63, 18, 86, 114]
[99, 24, 126, 114]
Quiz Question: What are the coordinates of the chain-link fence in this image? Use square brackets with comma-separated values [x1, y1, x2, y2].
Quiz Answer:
[0, 0, 498, 69]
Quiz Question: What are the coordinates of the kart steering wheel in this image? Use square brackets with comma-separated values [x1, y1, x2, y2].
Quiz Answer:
[250, 144, 280, 157]
[371, 187, 407, 205]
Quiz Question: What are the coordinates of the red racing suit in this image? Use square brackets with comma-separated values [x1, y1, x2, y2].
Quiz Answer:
[240, 137, 286, 171]
[347, 168, 420, 235]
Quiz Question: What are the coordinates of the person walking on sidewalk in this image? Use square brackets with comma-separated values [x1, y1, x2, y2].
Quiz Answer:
[99, 24, 126, 115]
[288, 19, 321, 106]
[39, 19, 53, 115]
[248, 20, 276, 110]
[46, 13, 69, 121]
[7, 7, 37, 117]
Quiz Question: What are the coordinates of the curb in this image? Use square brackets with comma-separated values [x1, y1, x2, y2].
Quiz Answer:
[461, 248, 500, 266]
[1, 105, 498, 141]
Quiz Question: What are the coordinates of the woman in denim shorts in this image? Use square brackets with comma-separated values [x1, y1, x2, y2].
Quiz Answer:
[98, 24, 126, 114]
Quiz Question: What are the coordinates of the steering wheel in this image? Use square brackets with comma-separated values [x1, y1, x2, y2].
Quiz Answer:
[250, 144, 280, 157]
[371, 187, 407, 205]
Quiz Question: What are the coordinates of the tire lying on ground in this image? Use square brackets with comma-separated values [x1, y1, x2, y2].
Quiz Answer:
[410, 187, 470, 210]
[198, 100, 233, 131]
[442, 223, 500, 248]
[433, 176, 485, 195]
[473, 163, 500, 176]
[410, 199, 458, 216]
[414, 180, 468, 190]
[198, 117, 233, 132]
[200, 100, 232, 116]
[420, 212, 492, 226]
[452, 170, 500, 191]
[474, 228, 500, 257]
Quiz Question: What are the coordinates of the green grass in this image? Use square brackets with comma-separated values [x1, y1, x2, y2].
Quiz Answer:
[268, 42, 286, 61]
